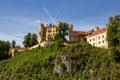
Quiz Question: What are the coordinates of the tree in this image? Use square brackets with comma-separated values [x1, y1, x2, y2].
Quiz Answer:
[23, 33, 31, 47]
[30, 33, 38, 46]
[107, 15, 120, 61]
[0, 40, 10, 60]
[55, 22, 69, 41]
[23, 33, 38, 47]
[107, 15, 120, 48]
[12, 40, 16, 48]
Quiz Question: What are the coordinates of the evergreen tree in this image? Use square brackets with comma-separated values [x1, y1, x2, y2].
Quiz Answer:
[23, 33, 31, 47]
[0, 40, 10, 60]
[12, 40, 16, 48]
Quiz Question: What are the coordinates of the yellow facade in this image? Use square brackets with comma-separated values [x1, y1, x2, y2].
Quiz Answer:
[39, 23, 58, 42]
[46, 26, 57, 41]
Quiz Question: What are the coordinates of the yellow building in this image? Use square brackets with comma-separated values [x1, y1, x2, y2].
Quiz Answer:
[39, 23, 57, 42]
[39, 22, 73, 42]
[85, 27, 108, 48]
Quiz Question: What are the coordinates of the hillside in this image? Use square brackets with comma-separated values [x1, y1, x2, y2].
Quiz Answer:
[0, 42, 120, 80]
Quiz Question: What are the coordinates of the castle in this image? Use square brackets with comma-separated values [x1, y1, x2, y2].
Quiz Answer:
[9, 22, 108, 57]
[39, 22, 108, 48]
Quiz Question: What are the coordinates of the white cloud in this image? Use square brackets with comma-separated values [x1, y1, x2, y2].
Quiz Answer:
[43, 5, 56, 24]
[0, 34, 23, 47]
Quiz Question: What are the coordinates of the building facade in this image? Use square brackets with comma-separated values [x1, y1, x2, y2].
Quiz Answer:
[85, 27, 108, 48]
[39, 23, 57, 42]
[70, 31, 87, 42]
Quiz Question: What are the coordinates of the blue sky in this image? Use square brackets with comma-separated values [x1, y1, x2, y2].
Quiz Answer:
[0, 0, 120, 46]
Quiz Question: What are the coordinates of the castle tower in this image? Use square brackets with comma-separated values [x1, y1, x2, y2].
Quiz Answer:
[39, 23, 46, 42]
[69, 24, 73, 41]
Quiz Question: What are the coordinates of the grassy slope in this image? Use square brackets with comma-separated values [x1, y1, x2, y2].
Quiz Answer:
[0, 42, 120, 80]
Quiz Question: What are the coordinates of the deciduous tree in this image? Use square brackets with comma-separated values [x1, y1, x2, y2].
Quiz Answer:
[23, 33, 38, 47]
[107, 15, 120, 48]
[55, 22, 69, 42]
[107, 15, 120, 61]
[30, 33, 38, 46]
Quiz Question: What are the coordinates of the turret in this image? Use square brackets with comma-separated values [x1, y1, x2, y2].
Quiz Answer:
[69, 24, 73, 31]
[39, 23, 45, 42]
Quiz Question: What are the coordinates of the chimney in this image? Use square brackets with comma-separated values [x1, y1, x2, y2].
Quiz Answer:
[93, 27, 99, 31]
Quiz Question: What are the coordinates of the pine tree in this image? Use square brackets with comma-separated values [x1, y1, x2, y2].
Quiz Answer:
[12, 40, 16, 48]
[23, 33, 31, 47]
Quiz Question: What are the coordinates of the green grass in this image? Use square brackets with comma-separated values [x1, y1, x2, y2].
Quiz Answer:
[0, 42, 120, 80]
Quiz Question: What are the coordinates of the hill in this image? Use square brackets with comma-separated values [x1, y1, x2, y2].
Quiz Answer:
[0, 42, 120, 80]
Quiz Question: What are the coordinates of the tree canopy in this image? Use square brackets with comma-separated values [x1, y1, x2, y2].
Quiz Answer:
[55, 22, 69, 42]
[0, 40, 10, 60]
[12, 40, 16, 48]
[23, 33, 38, 47]
[30, 33, 38, 46]
[107, 15, 120, 61]
[107, 15, 120, 48]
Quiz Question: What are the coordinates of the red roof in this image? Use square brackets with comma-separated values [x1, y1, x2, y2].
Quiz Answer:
[88, 27, 107, 36]
[72, 26, 107, 36]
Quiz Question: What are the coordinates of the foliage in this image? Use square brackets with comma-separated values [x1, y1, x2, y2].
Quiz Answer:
[23, 33, 38, 47]
[0, 40, 10, 60]
[107, 15, 120, 48]
[55, 22, 69, 41]
[30, 33, 38, 46]
[11, 40, 16, 48]
[15, 46, 21, 48]
[107, 15, 120, 61]
[0, 42, 120, 80]
[23, 33, 31, 47]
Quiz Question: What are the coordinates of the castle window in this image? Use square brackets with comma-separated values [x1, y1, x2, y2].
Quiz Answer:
[102, 40, 104, 43]
[98, 41, 101, 44]
[93, 38, 95, 41]
[43, 31, 45, 33]
[98, 36, 100, 39]
[93, 43, 95, 45]
[48, 34, 51, 36]
[48, 30, 51, 33]
[89, 39, 91, 42]
[102, 35, 104, 38]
